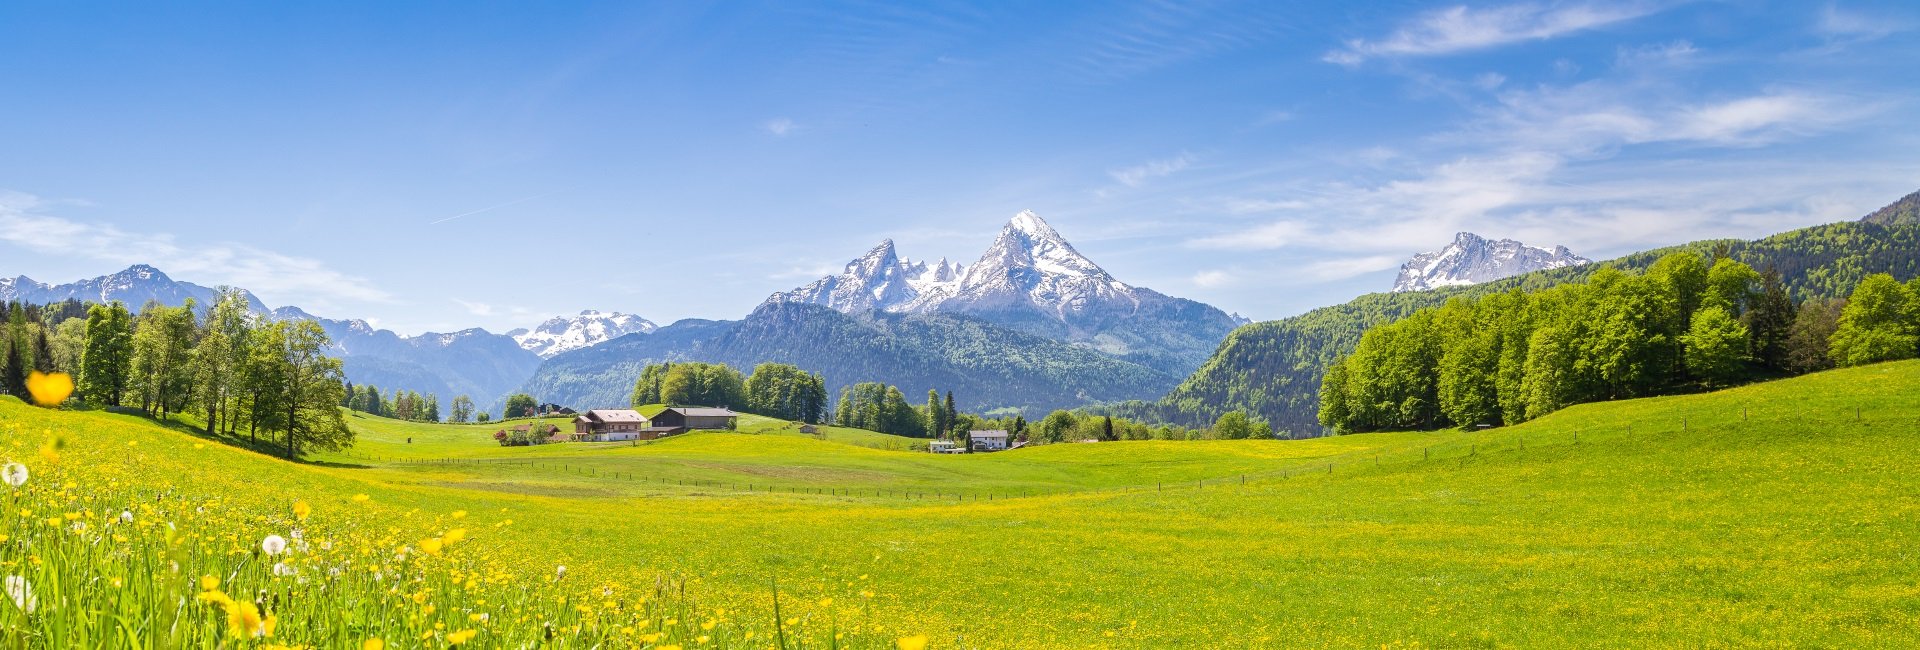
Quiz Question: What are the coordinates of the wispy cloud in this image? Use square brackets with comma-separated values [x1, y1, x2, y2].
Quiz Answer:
[1325, 2, 1662, 65]
[764, 117, 798, 136]
[1816, 3, 1911, 41]
[0, 192, 393, 307]
[1191, 269, 1235, 288]
[450, 298, 495, 316]
[1109, 153, 1194, 187]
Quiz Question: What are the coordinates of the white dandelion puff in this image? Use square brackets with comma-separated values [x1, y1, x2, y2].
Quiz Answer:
[261, 534, 288, 556]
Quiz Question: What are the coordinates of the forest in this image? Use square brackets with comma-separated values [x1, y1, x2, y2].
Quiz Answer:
[1317, 250, 1920, 433]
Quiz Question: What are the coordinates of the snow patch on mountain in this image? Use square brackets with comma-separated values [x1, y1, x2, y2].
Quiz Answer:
[1393, 232, 1592, 292]
[509, 310, 659, 358]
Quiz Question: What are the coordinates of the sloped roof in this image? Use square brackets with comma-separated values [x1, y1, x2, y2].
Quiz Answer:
[970, 429, 1010, 438]
[665, 407, 738, 418]
[584, 409, 646, 422]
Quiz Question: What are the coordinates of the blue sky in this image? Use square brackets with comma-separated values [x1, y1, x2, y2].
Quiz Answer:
[1, 1, 1916, 334]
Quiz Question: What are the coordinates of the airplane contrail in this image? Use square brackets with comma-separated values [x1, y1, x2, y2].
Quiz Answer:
[430, 191, 554, 225]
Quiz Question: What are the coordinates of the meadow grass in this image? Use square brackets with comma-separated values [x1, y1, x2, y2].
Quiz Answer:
[4, 361, 1920, 647]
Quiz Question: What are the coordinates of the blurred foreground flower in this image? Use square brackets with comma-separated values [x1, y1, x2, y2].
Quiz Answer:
[26, 370, 74, 407]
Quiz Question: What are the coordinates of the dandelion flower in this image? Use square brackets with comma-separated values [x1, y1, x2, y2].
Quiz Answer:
[292, 500, 311, 521]
[362, 639, 383, 650]
[897, 634, 929, 650]
[4, 576, 36, 613]
[419, 537, 444, 555]
[25, 370, 73, 407]
[201, 575, 220, 591]
[450, 510, 467, 519]
[1, 463, 26, 488]
[447, 629, 478, 645]
[555, 565, 567, 579]
[273, 562, 296, 576]
[351, 494, 370, 503]
[261, 534, 288, 556]
[120, 510, 134, 523]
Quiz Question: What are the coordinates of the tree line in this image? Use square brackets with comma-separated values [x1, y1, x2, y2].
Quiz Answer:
[1317, 250, 1920, 434]
[628, 361, 827, 423]
[341, 382, 477, 424]
[1, 291, 353, 458]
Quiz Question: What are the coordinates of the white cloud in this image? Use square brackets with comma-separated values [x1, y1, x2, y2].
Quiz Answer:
[1817, 3, 1910, 40]
[1188, 220, 1308, 250]
[764, 117, 797, 136]
[0, 194, 393, 307]
[1191, 269, 1235, 288]
[450, 298, 495, 316]
[1109, 153, 1195, 187]
[1326, 2, 1661, 65]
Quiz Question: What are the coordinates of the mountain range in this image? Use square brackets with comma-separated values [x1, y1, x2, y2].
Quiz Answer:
[0, 265, 637, 408]
[766, 210, 1245, 376]
[1392, 232, 1590, 292]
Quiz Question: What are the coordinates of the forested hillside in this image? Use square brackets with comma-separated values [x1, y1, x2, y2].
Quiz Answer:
[1116, 215, 1920, 436]
[517, 301, 1179, 413]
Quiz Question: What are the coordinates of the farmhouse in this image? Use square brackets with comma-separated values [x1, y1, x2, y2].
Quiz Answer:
[652, 407, 740, 432]
[573, 409, 652, 442]
[968, 430, 1010, 452]
[928, 439, 962, 454]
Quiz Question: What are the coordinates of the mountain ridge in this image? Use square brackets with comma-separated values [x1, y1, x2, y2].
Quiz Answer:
[1393, 232, 1591, 292]
[766, 210, 1243, 376]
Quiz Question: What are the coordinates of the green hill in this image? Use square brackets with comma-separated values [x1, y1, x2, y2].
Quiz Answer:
[1131, 216, 1920, 435]
[8, 361, 1920, 646]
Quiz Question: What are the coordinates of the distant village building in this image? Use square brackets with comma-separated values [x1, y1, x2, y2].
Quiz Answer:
[798, 424, 820, 434]
[928, 439, 962, 454]
[969, 430, 1010, 452]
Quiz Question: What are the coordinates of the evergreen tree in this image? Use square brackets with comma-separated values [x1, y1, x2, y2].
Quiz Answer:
[32, 327, 55, 373]
[943, 391, 957, 440]
[926, 389, 944, 440]
[424, 393, 441, 423]
[1, 338, 24, 400]
[1745, 267, 1797, 371]
[1101, 416, 1115, 441]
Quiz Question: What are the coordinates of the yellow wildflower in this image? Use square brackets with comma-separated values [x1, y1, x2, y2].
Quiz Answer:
[293, 500, 311, 521]
[362, 640, 383, 650]
[446, 629, 477, 645]
[897, 634, 930, 650]
[201, 575, 220, 591]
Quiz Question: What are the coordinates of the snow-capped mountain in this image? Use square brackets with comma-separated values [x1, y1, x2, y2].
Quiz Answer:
[1392, 232, 1592, 293]
[508, 310, 659, 358]
[1, 264, 268, 313]
[766, 210, 1244, 375]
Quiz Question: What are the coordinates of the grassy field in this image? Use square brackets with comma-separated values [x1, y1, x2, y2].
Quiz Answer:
[5, 361, 1920, 647]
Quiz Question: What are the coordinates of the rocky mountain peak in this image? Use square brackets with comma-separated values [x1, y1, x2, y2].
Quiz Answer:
[511, 309, 659, 358]
[1393, 232, 1592, 292]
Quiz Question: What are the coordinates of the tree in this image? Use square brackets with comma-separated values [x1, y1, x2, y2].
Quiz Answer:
[1212, 411, 1256, 440]
[192, 290, 252, 434]
[1785, 298, 1845, 374]
[477, 412, 491, 423]
[450, 395, 475, 423]
[1682, 306, 1749, 388]
[1829, 274, 1917, 367]
[1, 337, 23, 400]
[130, 301, 199, 418]
[631, 363, 672, 406]
[247, 319, 349, 458]
[742, 363, 822, 422]
[1745, 267, 1796, 371]
[1316, 361, 1351, 433]
[81, 302, 135, 407]
[659, 362, 745, 408]
[943, 391, 957, 439]
[925, 389, 945, 440]
[423, 393, 442, 423]
[1037, 410, 1076, 444]
[1101, 416, 1116, 441]
[1703, 258, 1761, 316]
[503, 393, 538, 419]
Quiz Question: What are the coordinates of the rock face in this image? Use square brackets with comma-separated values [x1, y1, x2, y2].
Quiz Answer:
[766, 210, 1244, 376]
[508, 310, 659, 358]
[1392, 232, 1591, 293]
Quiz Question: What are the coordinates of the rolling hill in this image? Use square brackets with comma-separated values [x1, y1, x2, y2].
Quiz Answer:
[1128, 206, 1920, 435]
[8, 355, 1920, 647]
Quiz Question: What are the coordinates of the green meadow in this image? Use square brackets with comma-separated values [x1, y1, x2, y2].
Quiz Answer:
[6, 361, 1920, 647]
